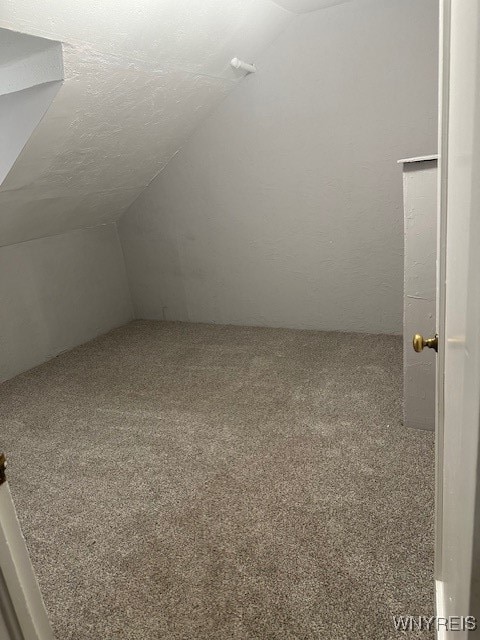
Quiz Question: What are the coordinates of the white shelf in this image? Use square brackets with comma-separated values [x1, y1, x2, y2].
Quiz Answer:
[397, 154, 438, 164]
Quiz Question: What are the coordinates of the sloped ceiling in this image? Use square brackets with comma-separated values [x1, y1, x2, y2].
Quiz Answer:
[0, 29, 63, 185]
[0, 30, 63, 96]
[272, 0, 352, 13]
[0, 0, 295, 246]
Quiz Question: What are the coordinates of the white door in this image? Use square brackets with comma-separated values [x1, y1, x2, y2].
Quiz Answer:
[0, 454, 53, 640]
[436, 0, 480, 634]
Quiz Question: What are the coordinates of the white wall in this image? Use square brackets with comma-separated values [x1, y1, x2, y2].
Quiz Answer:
[0, 28, 63, 96]
[119, 0, 439, 334]
[272, 0, 352, 12]
[0, 82, 62, 186]
[0, 2, 294, 245]
[402, 158, 437, 430]
[0, 29, 63, 188]
[0, 224, 132, 382]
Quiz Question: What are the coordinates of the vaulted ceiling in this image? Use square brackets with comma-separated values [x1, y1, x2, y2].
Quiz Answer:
[272, 0, 351, 12]
[0, 0, 348, 247]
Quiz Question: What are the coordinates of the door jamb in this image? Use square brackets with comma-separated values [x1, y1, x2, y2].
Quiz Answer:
[0, 477, 54, 640]
[435, 0, 451, 585]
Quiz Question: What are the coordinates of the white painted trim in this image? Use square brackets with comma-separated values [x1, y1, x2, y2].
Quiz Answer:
[397, 154, 439, 164]
[434, 0, 451, 583]
[435, 579, 447, 640]
[0, 482, 53, 640]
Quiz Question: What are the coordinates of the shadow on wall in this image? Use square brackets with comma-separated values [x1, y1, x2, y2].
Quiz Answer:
[0, 28, 63, 188]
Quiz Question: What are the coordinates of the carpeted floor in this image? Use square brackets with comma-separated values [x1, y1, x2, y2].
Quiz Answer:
[0, 321, 434, 639]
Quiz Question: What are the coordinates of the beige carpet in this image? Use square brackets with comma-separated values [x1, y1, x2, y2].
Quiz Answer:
[0, 321, 434, 639]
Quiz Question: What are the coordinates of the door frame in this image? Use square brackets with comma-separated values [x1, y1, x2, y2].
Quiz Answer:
[435, 0, 480, 630]
[434, 0, 450, 586]
[0, 468, 54, 640]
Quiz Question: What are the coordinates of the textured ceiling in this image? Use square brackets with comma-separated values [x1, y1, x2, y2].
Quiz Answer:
[0, 0, 294, 246]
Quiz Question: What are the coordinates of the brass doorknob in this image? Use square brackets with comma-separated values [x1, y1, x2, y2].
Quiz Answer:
[413, 334, 438, 353]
